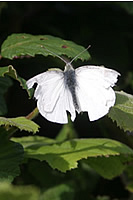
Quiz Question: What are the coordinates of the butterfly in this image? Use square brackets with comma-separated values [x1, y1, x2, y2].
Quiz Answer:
[26, 46, 120, 124]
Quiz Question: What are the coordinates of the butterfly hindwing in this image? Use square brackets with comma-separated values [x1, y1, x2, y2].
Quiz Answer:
[41, 86, 76, 124]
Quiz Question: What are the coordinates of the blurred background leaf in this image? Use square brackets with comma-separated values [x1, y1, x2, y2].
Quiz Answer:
[41, 184, 74, 200]
[116, 2, 133, 15]
[0, 182, 40, 200]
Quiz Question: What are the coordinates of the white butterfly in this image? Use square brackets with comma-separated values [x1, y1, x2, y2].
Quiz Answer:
[26, 47, 120, 124]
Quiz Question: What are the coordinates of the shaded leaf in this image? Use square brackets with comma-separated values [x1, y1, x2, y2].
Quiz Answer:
[108, 91, 133, 132]
[0, 182, 40, 200]
[1, 33, 90, 61]
[12, 136, 133, 174]
[86, 155, 128, 180]
[0, 76, 12, 115]
[0, 65, 33, 98]
[0, 116, 39, 133]
[28, 160, 63, 188]
[0, 135, 24, 182]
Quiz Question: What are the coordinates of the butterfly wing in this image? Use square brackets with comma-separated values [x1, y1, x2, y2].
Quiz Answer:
[27, 70, 76, 124]
[75, 65, 120, 121]
[41, 86, 76, 124]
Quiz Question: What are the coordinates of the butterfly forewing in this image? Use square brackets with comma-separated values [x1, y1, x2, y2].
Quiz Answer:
[76, 66, 120, 88]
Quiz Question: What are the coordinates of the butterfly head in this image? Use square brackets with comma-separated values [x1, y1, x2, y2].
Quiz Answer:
[64, 62, 74, 72]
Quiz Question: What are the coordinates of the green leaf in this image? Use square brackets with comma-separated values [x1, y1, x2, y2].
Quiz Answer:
[1, 33, 90, 61]
[0, 117, 39, 133]
[12, 136, 55, 148]
[108, 91, 133, 132]
[28, 160, 62, 188]
[41, 184, 74, 200]
[0, 135, 24, 182]
[0, 76, 12, 115]
[0, 183, 40, 200]
[12, 136, 133, 174]
[86, 155, 128, 180]
[0, 65, 33, 98]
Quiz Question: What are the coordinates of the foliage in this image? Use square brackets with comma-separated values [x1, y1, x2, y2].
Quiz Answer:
[1, 33, 90, 61]
[0, 116, 39, 133]
[0, 65, 33, 98]
[0, 182, 40, 200]
[108, 91, 133, 132]
[0, 133, 24, 182]
[12, 136, 133, 177]
[0, 2, 133, 200]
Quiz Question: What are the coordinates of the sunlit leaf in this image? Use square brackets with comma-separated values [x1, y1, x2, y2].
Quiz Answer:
[12, 136, 55, 147]
[0, 116, 39, 133]
[1, 33, 90, 61]
[12, 136, 133, 175]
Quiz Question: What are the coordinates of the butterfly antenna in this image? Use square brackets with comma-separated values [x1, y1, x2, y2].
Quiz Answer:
[69, 45, 91, 65]
[41, 45, 68, 64]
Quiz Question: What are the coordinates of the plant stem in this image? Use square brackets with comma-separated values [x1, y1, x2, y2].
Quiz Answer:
[26, 107, 39, 120]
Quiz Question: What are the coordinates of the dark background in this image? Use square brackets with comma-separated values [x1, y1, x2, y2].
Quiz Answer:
[0, 2, 133, 199]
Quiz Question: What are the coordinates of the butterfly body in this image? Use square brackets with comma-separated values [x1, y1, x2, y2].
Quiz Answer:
[64, 64, 80, 112]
